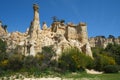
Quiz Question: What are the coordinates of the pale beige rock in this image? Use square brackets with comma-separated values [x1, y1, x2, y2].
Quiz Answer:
[1, 4, 93, 58]
[28, 4, 41, 40]
[89, 36, 120, 48]
[86, 69, 103, 74]
[0, 21, 7, 37]
[42, 22, 48, 30]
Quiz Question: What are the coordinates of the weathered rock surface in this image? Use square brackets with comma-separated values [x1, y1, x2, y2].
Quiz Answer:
[0, 21, 7, 37]
[0, 4, 93, 58]
[89, 36, 120, 48]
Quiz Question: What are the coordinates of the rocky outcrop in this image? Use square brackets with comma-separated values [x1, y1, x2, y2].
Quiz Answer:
[0, 4, 93, 58]
[89, 36, 120, 48]
[42, 22, 48, 30]
[0, 21, 7, 37]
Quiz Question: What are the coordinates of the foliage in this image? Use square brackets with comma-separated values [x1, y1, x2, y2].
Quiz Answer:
[92, 45, 119, 71]
[60, 19, 65, 23]
[118, 36, 120, 39]
[7, 54, 24, 71]
[92, 47, 104, 55]
[23, 55, 39, 70]
[93, 53, 116, 71]
[2, 25, 7, 31]
[0, 39, 120, 76]
[105, 43, 120, 65]
[52, 16, 59, 22]
[58, 48, 93, 72]
[108, 35, 115, 39]
[0, 39, 8, 70]
[0, 39, 7, 53]
[41, 46, 56, 66]
[103, 65, 119, 73]
[96, 36, 106, 38]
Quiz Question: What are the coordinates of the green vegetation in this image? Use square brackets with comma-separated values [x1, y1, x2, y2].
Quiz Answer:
[62, 72, 120, 80]
[103, 65, 119, 73]
[0, 39, 7, 53]
[92, 43, 120, 72]
[0, 38, 120, 79]
[93, 52, 116, 71]
[58, 48, 93, 72]
[105, 43, 120, 65]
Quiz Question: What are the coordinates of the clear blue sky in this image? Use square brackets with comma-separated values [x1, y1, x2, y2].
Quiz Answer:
[0, 0, 120, 37]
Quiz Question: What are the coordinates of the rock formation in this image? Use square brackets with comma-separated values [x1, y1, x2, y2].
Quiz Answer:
[28, 4, 41, 40]
[42, 22, 48, 30]
[89, 36, 120, 48]
[0, 21, 7, 37]
[0, 4, 93, 58]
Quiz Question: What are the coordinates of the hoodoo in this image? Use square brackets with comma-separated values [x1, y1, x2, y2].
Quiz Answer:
[0, 4, 93, 58]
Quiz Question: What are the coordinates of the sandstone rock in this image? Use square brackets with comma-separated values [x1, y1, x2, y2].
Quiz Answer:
[28, 4, 40, 40]
[1, 4, 93, 58]
[89, 36, 120, 48]
[0, 21, 7, 37]
[42, 22, 48, 30]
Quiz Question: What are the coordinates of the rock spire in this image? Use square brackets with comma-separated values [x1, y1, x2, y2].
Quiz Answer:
[28, 4, 41, 40]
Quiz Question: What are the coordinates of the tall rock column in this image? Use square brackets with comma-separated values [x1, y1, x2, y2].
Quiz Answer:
[77, 22, 88, 44]
[28, 4, 40, 40]
[27, 4, 41, 56]
[77, 22, 93, 58]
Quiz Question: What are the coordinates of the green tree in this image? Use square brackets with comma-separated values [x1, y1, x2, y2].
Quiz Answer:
[108, 35, 115, 39]
[93, 53, 116, 71]
[60, 19, 65, 23]
[105, 43, 120, 65]
[52, 16, 59, 22]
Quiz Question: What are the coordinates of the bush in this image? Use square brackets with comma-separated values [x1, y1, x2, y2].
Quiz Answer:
[58, 48, 93, 72]
[7, 54, 24, 71]
[93, 54, 116, 71]
[105, 43, 120, 65]
[103, 65, 119, 73]
[41, 46, 57, 69]
[0, 39, 7, 53]
[23, 55, 41, 71]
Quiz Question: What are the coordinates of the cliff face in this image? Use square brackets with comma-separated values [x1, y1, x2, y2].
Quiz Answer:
[0, 4, 93, 58]
[89, 36, 120, 48]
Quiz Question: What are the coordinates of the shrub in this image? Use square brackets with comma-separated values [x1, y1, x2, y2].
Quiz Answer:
[41, 46, 57, 69]
[0, 39, 7, 53]
[93, 54, 116, 71]
[0, 60, 9, 70]
[23, 55, 40, 71]
[103, 65, 119, 73]
[58, 47, 93, 72]
[105, 43, 120, 65]
[7, 54, 24, 71]
[0, 53, 9, 70]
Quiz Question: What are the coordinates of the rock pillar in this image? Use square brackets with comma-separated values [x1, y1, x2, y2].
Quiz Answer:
[27, 4, 40, 56]
[42, 22, 48, 30]
[28, 4, 40, 40]
[77, 22, 88, 45]
[77, 22, 93, 58]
